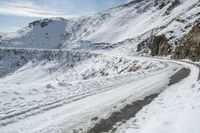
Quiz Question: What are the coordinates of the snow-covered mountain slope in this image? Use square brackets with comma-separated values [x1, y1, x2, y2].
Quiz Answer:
[0, 18, 67, 49]
[0, 0, 199, 55]
[0, 0, 200, 133]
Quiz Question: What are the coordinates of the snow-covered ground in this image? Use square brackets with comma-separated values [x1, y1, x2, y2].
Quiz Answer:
[116, 60, 200, 133]
[1, 48, 199, 133]
[0, 49, 182, 133]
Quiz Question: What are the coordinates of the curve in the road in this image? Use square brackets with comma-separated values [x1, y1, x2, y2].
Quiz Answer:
[87, 67, 191, 133]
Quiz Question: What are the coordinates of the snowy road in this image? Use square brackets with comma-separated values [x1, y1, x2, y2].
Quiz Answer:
[0, 49, 198, 133]
[115, 59, 200, 133]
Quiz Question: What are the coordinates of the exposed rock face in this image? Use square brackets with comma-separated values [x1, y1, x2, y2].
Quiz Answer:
[29, 18, 53, 28]
[173, 22, 200, 61]
[154, 0, 172, 9]
[165, 0, 180, 15]
[137, 35, 171, 56]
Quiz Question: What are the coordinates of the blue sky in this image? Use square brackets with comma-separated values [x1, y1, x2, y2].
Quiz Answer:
[0, 0, 128, 32]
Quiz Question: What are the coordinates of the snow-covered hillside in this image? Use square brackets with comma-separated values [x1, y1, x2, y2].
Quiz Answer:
[0, 18, 67, 49]
[0, 0, 199, 55]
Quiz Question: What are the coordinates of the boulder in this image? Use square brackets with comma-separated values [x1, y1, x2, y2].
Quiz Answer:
[137, 34, 171, 56]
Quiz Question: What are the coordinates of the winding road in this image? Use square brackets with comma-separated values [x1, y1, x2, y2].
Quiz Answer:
[0, 49, 199, 133]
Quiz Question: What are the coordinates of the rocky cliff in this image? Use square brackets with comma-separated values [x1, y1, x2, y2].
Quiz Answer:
[173, 21, 200, 61]
[137, 35, 171, 56]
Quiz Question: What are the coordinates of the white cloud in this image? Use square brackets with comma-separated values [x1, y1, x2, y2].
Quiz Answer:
[0, 0, 77, 18]
[0, 26, 21, 32]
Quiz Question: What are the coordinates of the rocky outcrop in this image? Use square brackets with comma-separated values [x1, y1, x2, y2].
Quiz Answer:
[154, 0, 171, 9]
[165, 0, 180, 15]
[29, 18, 53, 28]
[137, 35, 171, 56]
[173, 22, 200, 61]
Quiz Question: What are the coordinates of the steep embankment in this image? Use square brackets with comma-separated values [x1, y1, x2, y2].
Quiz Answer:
[173, 21, 200, 61]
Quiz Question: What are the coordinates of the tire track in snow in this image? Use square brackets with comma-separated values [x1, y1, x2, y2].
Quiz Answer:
[0, 70, 163, 127]
[87, 67, 191, 133]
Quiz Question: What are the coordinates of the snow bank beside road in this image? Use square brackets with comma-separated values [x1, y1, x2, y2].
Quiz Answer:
[116, 61, 200, 133]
